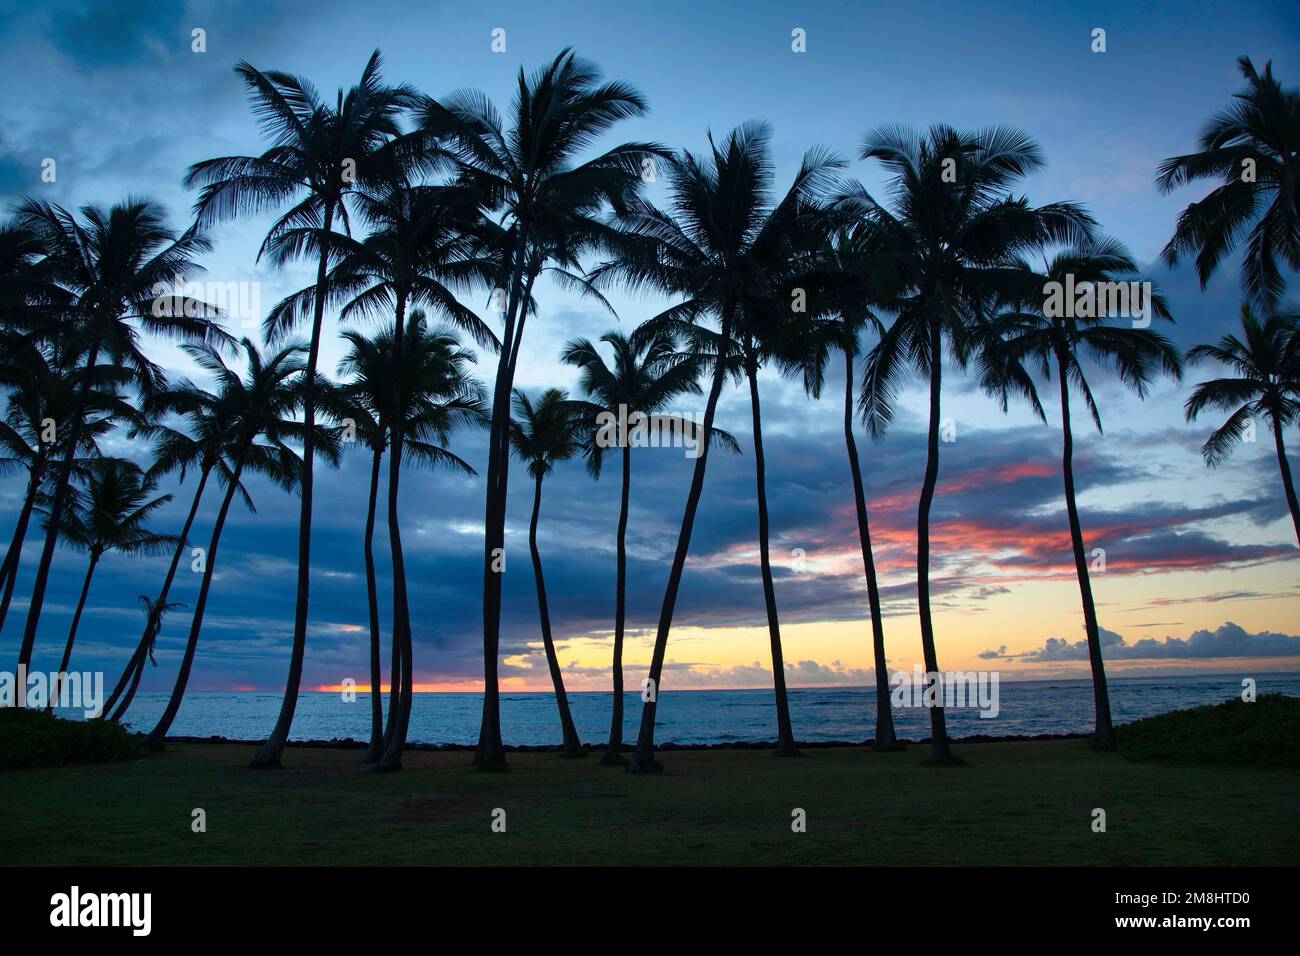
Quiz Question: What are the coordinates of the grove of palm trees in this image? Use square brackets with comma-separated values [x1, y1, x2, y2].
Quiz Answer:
[0, 6, 1297, 903]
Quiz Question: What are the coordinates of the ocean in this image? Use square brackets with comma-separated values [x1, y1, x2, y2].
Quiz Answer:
[98, 671, 1300, 745]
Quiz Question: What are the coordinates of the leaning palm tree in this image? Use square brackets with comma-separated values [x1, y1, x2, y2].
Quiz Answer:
[588, 121, 844, 770]
[0, 338, 135, 634]
[851, 125, 1094, 762]
[185, 50, 423, 768]
[992, 237, 1182, 746]
[1185, 305, 1300, 544]
[145, 338, 335, 750]
[42, 461, 176, 704]
[8, 197, 226, 675]
[508, 388, 591, 757]
[101, 376, 233, 721]
[271, 181, 496, 770]
[1157, 57, 1300, 310]
[334, 312, 486, 766]
[103, 594, 186, 724]
[560, 327, 732, 764]
[417, 49, 664, 769]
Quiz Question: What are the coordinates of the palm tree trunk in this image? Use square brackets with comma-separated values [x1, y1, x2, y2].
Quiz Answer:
[47, 552, 99, 712]
[146, 447, 248, 750]
[630, 305, 735, 772]
[916, 322, 952, 761]
[103, 464, 213, 720]
[380, 296, 415, 772]
[254, 203, 335, 768]
[382, 606, 400, 750]
[475, 228, 530, 771]
[0, 464, 42, 634]
[362, 445, 385, 762]
[528, 471, 582, 756]
[746, 359, 798, 755]
[110, 651, 147, 723]
[1057, 353, 1116, 747]
[843, 347, 899, 750]
[17, 343, 99, 675]
[601, 442, 632, 766]
[1271, 415, 1300, 546]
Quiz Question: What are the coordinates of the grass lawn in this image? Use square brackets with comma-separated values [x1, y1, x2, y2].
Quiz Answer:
[2, 739, 1296, 865]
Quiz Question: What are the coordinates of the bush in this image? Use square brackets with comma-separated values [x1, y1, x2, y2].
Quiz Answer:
[0, 707, 144, 770]
[1117, 693, 1300, 769]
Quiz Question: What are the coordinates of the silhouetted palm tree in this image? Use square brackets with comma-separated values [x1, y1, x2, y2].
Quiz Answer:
[853, 124, 1093, 762]
[417, 49, 663, 769]
[993, 237, 1182, 746]
[102, 375, 234, 721]
[9, 197, 226, 676]
[42, 461, 175, 705]
[1185, 305, 1300, 544]
[508, 387, 596, 757]
[145, 338, 333, 750]
[273, 180, 495, 770]
[185, 50, 422, 768]
[1157, 57, 1300, 310]
[561, 326, 732, 764]
[334, 312, 485, 766]
[0, 338, 134, 634]
[589, 121, 843, 770]
[104, 596, 188, 723]
[789, 222, 902, 750]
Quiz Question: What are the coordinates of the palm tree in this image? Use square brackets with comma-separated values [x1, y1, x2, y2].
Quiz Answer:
[0, 338, 135, 634]
[993, 237, 1182, 746]
[788, 222, 903, 750]
[8, 197, 225, 677]
[508, 388, 594, 756]
[102, 376, 234, 721]
[852, 124, 1093, 762]
[184, 50, 422, 768]
[638, 304, 817, 756]
[417, 49, 663, 769]
[42, 461, 175, 704]
[1185, 305, 1300, 544]
[560, 327, 730, 764]
[145, 338, 331, 751]
[588, 122, 843, 770]
[271, 181, 495, 770]
[334, 312, 485, 766]
[103, 594, 187, 723]
[330, 369, 389, 762]
[0, 221, 47, 321]
[1157, 57, 1300, 310]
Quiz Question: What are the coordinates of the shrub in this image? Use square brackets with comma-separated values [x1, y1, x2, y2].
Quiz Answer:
[1117, 693, 1300, 768]
[0, 707, 144, 770]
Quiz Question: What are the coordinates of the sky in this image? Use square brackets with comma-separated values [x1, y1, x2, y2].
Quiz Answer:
[1, 0, 1299, 697]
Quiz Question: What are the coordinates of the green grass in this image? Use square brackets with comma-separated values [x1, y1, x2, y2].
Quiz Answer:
[3, 739, 1296, 865]
[1117, 694, 1300, 768]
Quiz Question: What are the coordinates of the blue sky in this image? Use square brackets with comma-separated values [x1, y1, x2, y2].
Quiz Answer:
[1, 0, 1299, 698]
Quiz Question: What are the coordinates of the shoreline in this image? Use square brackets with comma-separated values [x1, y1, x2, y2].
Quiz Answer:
[153, 730, 1092, 752]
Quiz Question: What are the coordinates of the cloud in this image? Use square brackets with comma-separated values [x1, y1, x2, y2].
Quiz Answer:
[997, 622, 1300, 662]
[653, 657, 876, 689]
